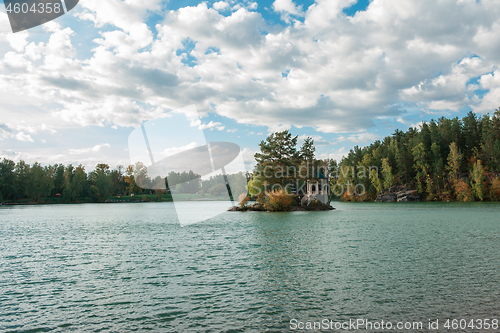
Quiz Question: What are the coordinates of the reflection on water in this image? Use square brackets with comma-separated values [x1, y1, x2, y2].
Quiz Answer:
[1, 202, 499, 332]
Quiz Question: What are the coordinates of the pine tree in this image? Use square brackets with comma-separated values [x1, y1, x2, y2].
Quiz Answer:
[72, 165, 87, 199]
[0, 158, 16, 200]
[254, 130, 299, 187]
[462, 111, 480, 161]
[90, 164, 112, 202]
[412, 143, 429, 194]
[62, 165, 75, 202]
[299, 137, 315, 178]
[15, 161, 31, 199]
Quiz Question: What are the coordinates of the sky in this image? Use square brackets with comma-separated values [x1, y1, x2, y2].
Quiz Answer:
[0, 0, 500, 172]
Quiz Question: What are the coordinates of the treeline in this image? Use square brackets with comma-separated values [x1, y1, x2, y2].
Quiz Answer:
[0, 160, 244, 203]
[335, 110, 500, 201]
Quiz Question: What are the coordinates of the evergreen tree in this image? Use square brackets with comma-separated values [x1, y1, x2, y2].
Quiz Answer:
[90, 164, 112, 202]
[412, 143, 429, 194]
[30, 162, 54, 202]
[72, 165, 87, 199]
[15, 160, 31, 199]
[62, 165, 75, 202]
[254, 130, 299, 187]
[53, 164, 65, 195]
[462, 111, 480, 161]
[299, 137, 315, 178]
[0, 158, 16, 200]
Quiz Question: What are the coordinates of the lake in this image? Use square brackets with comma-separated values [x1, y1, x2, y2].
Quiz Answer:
[1, 202, 499, 332]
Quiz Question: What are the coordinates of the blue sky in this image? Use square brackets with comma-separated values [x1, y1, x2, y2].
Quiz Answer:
[1, 0, 499, 171]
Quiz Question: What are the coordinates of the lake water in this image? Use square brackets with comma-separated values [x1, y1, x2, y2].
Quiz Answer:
[1, 202, 500, 332]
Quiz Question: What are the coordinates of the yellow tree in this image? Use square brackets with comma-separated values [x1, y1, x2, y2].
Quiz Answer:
[369, 168, 383, 195]
[381, 158, 394, 191]
[446, 142, 464, 200]
[412, 143, 430, 195]
[124, 165, 139, 195]
[471, 160, 485, 201]
[446, 142, 462, 180]
[357, 153, 375, 199]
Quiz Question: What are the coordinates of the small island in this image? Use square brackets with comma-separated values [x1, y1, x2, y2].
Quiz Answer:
[232, 110, 500, 210]
[228, 131, 336, 212]
[228, 198, 335, 212]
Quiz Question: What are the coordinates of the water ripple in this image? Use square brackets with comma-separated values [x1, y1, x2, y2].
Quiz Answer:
[1, 202, 500, 331]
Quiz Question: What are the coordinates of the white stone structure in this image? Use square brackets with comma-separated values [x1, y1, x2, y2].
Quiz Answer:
[302, 178, 329, 205]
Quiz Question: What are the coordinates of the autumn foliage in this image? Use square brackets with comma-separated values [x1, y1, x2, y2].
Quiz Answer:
[263, 189, 294, 211]
[336, 109, 500, 202]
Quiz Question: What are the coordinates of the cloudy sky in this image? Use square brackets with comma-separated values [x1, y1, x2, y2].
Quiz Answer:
[1, 0, 499, 171]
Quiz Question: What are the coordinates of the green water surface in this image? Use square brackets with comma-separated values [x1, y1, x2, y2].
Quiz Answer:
[1, 202, 499, 332]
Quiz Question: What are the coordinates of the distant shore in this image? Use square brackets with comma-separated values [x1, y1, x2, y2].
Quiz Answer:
[0, 193, 231, 206]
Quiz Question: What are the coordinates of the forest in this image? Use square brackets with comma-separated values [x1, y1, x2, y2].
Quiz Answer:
[246, 109, 500, 203]
[0, 160, 244, 204]
[335, 109, 500, 202]
[2, 109, 500, 204]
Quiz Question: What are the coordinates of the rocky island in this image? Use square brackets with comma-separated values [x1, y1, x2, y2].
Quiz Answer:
[228, 196, 335, 212]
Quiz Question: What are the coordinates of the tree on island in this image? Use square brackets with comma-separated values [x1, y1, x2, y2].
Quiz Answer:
[248, 130, 330, 210]
[254, 130, 300, 188]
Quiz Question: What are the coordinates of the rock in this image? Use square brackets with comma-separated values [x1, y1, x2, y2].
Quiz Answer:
[227, 201, 335, 212]
[375, 193, 396, 202]
[375, 185, 420, 203]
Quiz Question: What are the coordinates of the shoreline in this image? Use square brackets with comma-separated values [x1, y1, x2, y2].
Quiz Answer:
[0, 198, 230, 206]
[3, 199, 499, 207]
[228, 201, 335, 212]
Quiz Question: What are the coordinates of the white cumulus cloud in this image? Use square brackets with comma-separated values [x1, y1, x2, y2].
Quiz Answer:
[1, 0, 500, 141]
